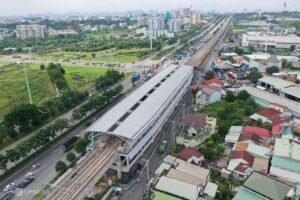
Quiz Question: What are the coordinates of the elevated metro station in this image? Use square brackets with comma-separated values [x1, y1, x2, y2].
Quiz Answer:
[88, 64, 193, 176]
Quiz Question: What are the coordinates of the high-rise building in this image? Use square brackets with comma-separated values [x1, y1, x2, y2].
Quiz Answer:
[182, 8, 191, 17]
[165, 11, 172, 21]
[191, 13, 201, 25]
[169, 19, 182, 33]
[16, 24, 47, 39]
[171, 10, 180, 19]
[148, 17, 165, 37]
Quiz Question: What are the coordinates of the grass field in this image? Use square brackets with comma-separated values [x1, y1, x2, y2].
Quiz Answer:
[86, 29, 135, 39]
[0, 61, 11, 66]
[0, 63, 110, 118]
[0, 64, 57, 118]
[34, 49, 145, 63]
[62, 65, 109, 91]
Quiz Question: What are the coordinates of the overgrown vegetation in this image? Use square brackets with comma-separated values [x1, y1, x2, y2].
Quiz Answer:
[95, 69, 124, 92]
[47, 63, 69, 90]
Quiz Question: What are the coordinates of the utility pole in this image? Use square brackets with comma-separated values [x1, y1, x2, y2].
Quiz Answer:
[265, 23, 270, 52]
[142, 159, 150, 194]
[22, 66, 33, 104]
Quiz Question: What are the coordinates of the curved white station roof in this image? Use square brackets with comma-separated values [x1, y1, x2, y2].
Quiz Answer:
[88, 64, 193, 140]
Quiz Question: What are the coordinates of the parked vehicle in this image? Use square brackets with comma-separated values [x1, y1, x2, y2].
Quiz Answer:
[157, 140, 167, 154]
[63, 136, 79, 152]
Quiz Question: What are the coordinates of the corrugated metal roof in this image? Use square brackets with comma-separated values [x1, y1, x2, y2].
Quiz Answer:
[281, 86, 300, 99]
[274, 138, 300, 161]
[88, 65, 193, 140]
[243, 172, 292, 200]
[272, 156, 300, 173]
[204, 182, 218, 198]
[167, 168, 203, 186]
[241, 86, 300, 116]
[175, 159, 210, 181]
[258, 76, 295, 90]
[233, 187, 266, 200]
[155, 176, 200, 200]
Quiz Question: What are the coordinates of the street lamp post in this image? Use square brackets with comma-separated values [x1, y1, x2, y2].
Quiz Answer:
[22, 65, 33, 104]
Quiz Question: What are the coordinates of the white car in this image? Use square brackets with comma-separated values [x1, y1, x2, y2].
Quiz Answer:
[32, 163, 40, 169]
[3, 183, 15, 192]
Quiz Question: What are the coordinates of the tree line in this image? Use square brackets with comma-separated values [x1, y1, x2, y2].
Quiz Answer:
[0, 118, 69, 172]
[1, 90, 88, 140]
[72, 84, 123, 121]
[0, 85, 124, 173]
[95, 69, 124, 92]
[46, 63, 69, 90]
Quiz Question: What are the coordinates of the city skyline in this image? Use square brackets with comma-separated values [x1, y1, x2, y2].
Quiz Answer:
[0, 0, 300, 16]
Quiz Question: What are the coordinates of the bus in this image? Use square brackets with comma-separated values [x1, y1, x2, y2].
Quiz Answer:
[63, 136, 79, 152]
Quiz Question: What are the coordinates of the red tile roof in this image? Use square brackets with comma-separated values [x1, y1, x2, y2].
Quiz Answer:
[231, 150, 254, 165]
[203, 85, 222, 92]
[269, 115, 291, 126]
[192, 85, 199, 91]
[234, 163, 250, 174]
[204, 78, 224, 86]
[177, 147, 204, 161]
[256, 108, 282, 119]
[238, 132, 261, 144]
[182, 114, 207, 131]
[272, 125, 282, 132]
[243, 126, 272, 139]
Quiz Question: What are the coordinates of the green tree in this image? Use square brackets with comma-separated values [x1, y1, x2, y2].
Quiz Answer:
[204, 71, 215, 80]
[74, 138, 88, 155]
[225, 91, 236, 102]
[66, 152, 76, 163]
[91, 53, 96, 58]
[6, 149, 20, 165]
[236, 90, 250, 101]
[234, 46, 244, 55]
[0, 154, 8, 172]
[55, 160, 68, 174]
[282, 59, 293, 69]
[290, 45, 296, 52]
[247, 70, 262, 83]
[40, 64, 46, 70]
[266, 66, 279, 74]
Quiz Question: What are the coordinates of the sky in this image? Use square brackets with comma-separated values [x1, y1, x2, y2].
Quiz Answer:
[0, 0, 300, 16]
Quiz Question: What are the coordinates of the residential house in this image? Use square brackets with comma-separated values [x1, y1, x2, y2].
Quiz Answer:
[225, 126, 244, 144]
[203, 182, 218, 200]
[196, 85, 222, 107]
[233, 172, 296, 200]
[177, 147, 205, 165]
[177, 114, 217, 147]
[270, 138, 300, 183]
[204, 78, 224, 88]
[243, 126, 273, 143]
[250, 107, 291, 127]
[153, 156, 212, 200]
[233, 142, 271, 159]
[227, 150, 254, 178]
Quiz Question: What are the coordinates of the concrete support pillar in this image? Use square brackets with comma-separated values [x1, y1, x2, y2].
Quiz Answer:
[117, 156, 122, 179]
